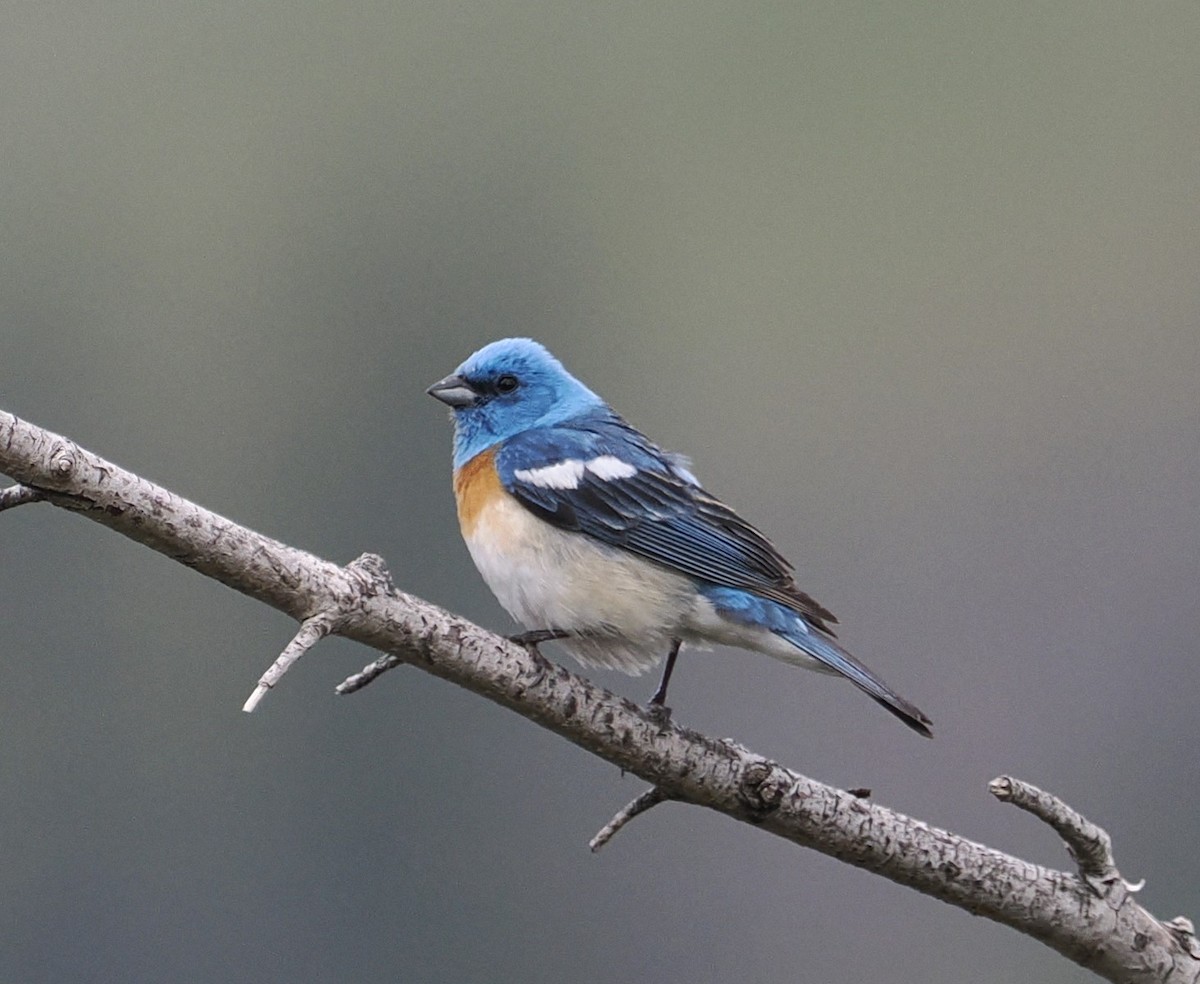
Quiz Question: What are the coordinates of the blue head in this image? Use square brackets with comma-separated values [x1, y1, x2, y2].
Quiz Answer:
[427, 338, 605, 467]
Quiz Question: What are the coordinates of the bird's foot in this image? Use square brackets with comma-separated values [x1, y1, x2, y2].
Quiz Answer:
[507, 628, 571, 657]
[645, 700, 673, 727]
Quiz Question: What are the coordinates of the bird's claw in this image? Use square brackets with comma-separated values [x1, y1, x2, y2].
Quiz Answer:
[508, 629, 571, 648]
[646, 700, 673, 726]
[508, 629, 573, 657]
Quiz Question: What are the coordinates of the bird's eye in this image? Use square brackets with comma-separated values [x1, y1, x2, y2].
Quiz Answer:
[496, 374, 519, 393]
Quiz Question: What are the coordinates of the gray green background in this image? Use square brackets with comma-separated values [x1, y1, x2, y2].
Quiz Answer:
[2, 4, 1198, 983]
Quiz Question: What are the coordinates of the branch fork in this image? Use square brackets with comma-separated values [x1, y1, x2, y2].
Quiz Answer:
[989, 775, 1135, 897]
[243, 553, 402, 712]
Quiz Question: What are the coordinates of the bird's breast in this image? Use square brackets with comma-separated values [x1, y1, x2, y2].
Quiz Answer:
[455, 450, 553, 610]
[452, 451, 695, 653]
[453, 448, 507, 539]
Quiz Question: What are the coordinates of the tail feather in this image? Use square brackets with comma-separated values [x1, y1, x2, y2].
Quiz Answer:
[778, 626, 933, 738]
[699, 585, 932, 737]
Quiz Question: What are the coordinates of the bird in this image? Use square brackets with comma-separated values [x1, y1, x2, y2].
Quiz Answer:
[427, 338, 932, 737]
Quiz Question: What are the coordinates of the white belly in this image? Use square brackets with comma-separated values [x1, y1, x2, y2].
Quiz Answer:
[464, 495, 695, 673]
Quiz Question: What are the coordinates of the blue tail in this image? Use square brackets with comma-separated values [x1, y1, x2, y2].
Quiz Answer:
[777, 625, 933, 738]
[704, 586, 933, 737]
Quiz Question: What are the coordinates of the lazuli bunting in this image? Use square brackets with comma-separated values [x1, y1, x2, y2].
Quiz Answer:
[428, 338, 932, 736]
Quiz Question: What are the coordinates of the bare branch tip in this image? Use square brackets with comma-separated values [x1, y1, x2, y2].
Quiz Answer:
[242, 684, 271, 713]
[243, 612, 338, 711]
[988, 775, 1017, 801]
[589, 786, 670, 853]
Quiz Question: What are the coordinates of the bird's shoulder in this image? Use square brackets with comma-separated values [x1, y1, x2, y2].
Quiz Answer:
[495, 410, 674, 482]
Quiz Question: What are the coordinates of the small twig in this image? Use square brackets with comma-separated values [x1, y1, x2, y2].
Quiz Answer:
[0, 484, 45, 511]
[243, 612, 338, 712]
[989, 775, 1137, 894]
[590, 786, 671, 852]
[336, 653, 406, 694]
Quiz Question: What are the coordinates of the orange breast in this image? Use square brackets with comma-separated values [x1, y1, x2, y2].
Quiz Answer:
[453, 448, 505, 537]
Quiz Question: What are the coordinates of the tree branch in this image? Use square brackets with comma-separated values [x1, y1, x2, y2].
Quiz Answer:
[2, 407, 1195, 984]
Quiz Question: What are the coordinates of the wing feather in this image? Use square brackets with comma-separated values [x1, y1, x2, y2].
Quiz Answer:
[494, 415, 838, 632]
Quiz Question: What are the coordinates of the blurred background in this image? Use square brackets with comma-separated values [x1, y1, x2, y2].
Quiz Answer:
[1, 3, 1197, 982]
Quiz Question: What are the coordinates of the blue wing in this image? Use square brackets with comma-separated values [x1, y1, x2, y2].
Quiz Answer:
[494, 412, 838, 632]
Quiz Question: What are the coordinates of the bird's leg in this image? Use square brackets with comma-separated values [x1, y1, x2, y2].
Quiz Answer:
[649, 638, 682, 707]
[508, 628, 573, 658]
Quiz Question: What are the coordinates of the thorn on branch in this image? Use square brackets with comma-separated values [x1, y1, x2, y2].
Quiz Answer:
[989, 775, 1137, 897]
[0, 484, 45, 512]
[243, 612, 338, 713]
[590, 786, 672, 852]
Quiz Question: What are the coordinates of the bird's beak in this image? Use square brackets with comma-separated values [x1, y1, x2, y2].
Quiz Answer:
[426, 374, 478, 408]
